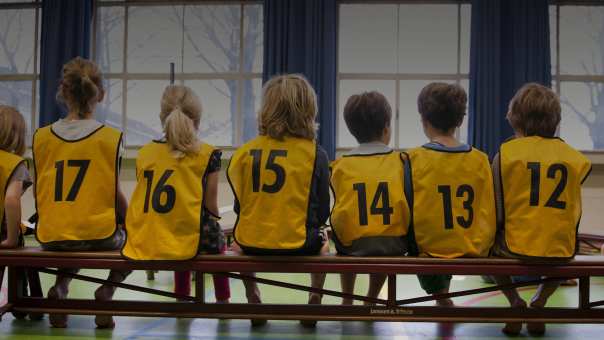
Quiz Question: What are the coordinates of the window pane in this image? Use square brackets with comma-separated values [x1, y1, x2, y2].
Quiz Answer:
[559, 6, 604, 76]
[460, 4, 471, 74]
[128, 6, 182, 73]
[339, 5, 398, 74]
[183, 5, 240, 73]
[185, 79, 235, 147]
[549, 5, 557, 76]
[241, 78, 262, 143]
[243, 4, 263, 73]
[0, 81, 32, 138]
[337, 80, 395, 148]
[96, 79, 123, 130]
[559, 81, 604, 150]
[398, 5, 458, 74]
[0, 9, 36, 74]
[126, 80, 166, 145]
[459, 79, 469, 143]
[95, 6, 124, 73]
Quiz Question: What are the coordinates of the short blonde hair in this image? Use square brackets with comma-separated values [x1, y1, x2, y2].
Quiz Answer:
[507, 83, 561, 137]
[159, 85, 202, 158]
[258, 74, 317, 140]
[0, 105, 26, 156]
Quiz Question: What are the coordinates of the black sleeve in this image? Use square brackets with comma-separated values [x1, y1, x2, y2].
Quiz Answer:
[312, 146, 331, 226]
[233, 197, 240, 215]
[207, 150, 222, 173]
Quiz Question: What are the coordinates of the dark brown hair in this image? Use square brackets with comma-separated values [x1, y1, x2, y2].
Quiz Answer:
[417, 82, 467, 133]
[56, 57, 104, 118]
[344, 91, 392, 143]
[507, 83, 560, 137]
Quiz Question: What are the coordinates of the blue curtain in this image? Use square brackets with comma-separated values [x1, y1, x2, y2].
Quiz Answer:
[263, 0, 337, 159]
[468, 0, 551, 159]
[39, 0, 93, 127]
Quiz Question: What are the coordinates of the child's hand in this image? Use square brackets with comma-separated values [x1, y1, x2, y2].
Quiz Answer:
[0, 239, 18, 249]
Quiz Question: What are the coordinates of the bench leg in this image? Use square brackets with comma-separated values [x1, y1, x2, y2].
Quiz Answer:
[0, 266, 6, 321]
[195, 271, 205, 304]
[8, 267, 27, 320]
[0, 266, 5, 289]
[387, 275, 397, 307]
[25, 269, 44, 320]
[579, 276, 590, 309]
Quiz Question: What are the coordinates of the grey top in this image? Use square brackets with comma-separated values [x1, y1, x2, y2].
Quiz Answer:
[9, 163, 32, 193]
[51, 119, 124, 157]
[344, 141, 392, 156]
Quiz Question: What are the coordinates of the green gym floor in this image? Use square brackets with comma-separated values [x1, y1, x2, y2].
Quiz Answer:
[1, 258, 604, 339]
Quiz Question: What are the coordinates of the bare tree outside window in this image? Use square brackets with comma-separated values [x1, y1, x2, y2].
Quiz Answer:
[554, 5, 604, 150]
[94, 2, 263, 147]
[0, 8, 37, 137]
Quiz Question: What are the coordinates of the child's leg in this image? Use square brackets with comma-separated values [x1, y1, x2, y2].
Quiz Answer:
[308, 239, 330, 305]
[26, 269, 44, 320]
[492, 275, 527, 335]
[417, 274, 453, 306]
[300, 240, 329, 328]
[212, 245, 230, 303]
[526, 279, 561, 335]
[212, 274, 230, 303]
[531, 280, 560, 307]
[230, 242, 261, 304]
[366, 274, 387, 306]
[174, 271, 191, 297]
[47, 268, 78, 328]
[340, 273, 356, 305]
[94, 269, 132, 328]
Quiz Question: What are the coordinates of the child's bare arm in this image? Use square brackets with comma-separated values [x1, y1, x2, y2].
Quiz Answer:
[1, 180, 23, 248]
[204, 172, 220, 218]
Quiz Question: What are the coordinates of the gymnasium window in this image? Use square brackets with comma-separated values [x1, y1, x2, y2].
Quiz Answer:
[93, 0, 263, 147]
[337, 1, 471, 149]
[551, 2, 604, 151]
[0, 0, 41, 143]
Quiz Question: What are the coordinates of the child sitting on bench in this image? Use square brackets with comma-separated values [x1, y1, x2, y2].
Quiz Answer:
[405, 82, 496, 306]
[492, 83, 592, 336]
[121, 84, 230, 303]
[331, 91, 410, 305]
[0, 106, 30, 250]
[228, 74, 330, 327]
[32, 57, 131, 329]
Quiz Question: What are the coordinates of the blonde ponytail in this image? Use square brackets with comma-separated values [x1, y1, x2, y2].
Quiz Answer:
[160, 85, 202, 158]
[163, 108, 199, 158]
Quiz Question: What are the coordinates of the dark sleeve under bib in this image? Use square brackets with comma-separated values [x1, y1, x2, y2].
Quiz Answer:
[306, 146, 331, 229]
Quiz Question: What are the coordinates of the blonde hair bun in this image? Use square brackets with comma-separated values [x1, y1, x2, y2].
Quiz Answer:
[160, 85, 202, 158]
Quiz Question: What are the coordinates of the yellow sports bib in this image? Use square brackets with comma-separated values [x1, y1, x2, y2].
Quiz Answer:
[500, 137, 591, 258]
[407, 146, 495, 258]
[122, 142, 215, 260]
[330, 151, 409, 247]
[0, 150, 26, 234]
[228, 135, 316, 250]
[33, 125, 122, 243]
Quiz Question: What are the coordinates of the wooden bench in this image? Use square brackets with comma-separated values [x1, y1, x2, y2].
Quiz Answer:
[1, 247, 603, 324]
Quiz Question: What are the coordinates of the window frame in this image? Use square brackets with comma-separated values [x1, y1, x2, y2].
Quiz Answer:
[0, 0, 41, 140]
[551, 0, 604, 153]
[92, 0, 263, 148]
[337, 0, 471, 150]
